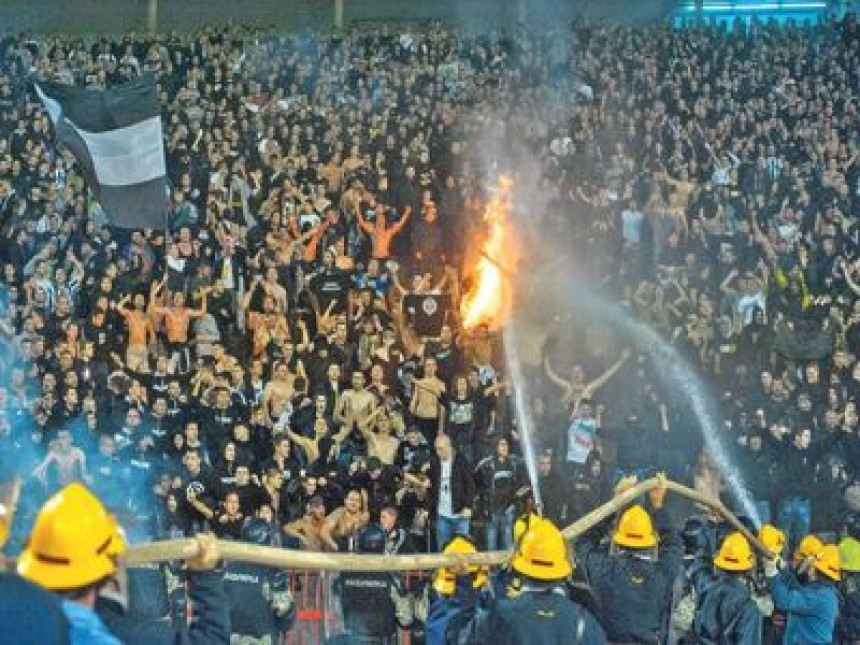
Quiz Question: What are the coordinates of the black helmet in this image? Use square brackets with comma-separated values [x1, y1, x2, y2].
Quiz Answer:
[243, 518, 276, 546]
[357, 524, 386, 554]
[847, 513, 860, 541]
[681, 517, 707, 555]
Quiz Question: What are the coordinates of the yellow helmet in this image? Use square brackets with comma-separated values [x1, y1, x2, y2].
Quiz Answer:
[714, 532, 755, 572]
[511, 517, 572, 581]
[18, 483, 126, 590]
[433, 535, 487, 596]
[814, 544, 841, 582]
[613, 505, 657, 549]
[758, 524, 786, 555]
[793, 534, 824, 566]
[513, 513, 541, 545]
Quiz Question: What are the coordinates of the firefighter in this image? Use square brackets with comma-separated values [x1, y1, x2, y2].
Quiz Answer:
[16, 482, 131, 644]
[17, 482, 230, 645]
[766, 531, 822, 643]
[0, 476, 70, 644]
[758, 524, 787, 559]
[766, 542, 841, 644]
[839, 513, 860, 643]
[223, 518, 295, 645]
[425, 534, 488, 644]
[467, 517, 606, 644]
[575, 474, 682, 643]
[793, 533, 824, 568]
[690, 532, 763, 643]
[333, 523, 411, 644]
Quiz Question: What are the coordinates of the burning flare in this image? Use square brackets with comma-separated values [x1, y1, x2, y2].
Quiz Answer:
[461, 175, 514, 330]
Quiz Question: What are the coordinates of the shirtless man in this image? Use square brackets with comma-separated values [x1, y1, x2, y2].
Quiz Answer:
[32, 428, 88, 487]
[334, 371, 377, 429]
[116, 292, 152, 372]
[357, 409, 400, 465]
[410, 356, 446, 441]
[545, 348, 631, 410]
[286, 417, 351, 466]
[151, 280, 208, 373]
[320, 489, 369, 552]
[263, 362, 296, 425]
[284, 495, 329, 551]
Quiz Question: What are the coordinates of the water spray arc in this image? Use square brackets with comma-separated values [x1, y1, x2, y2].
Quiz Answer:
[571, 287, 761, 526]
[503, 324, 543, 512]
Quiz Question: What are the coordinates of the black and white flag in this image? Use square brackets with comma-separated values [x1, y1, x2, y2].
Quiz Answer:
[34, 74, 169, 230]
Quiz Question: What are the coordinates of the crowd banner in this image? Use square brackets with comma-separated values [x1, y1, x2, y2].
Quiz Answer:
[33, 73, 169, 230]
[125, 476, 774, 570]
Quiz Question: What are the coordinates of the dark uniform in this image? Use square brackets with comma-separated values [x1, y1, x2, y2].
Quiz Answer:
[125, 563, 170, 621]
[332, 524, 410, 644]
[471, 584, 606, 645]
[97, 569, 230, 645]
[335, 571, 401, 644]
[224, 562, 294, 643]
[576, 510, 683, 643]
[690, 566, 762, 644]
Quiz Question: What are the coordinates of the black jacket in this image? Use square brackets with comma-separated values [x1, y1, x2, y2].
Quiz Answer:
[429, 452, 476, 517]
[575, 508, 683, 643]
[97, 569, 230, 645]
[474, 455, 526, 516]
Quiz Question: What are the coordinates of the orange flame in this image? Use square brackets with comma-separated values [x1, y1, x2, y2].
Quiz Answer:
[460, 175, 514, 330]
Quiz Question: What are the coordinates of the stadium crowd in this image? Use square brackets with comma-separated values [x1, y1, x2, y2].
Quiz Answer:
[2, 8, 860, 644]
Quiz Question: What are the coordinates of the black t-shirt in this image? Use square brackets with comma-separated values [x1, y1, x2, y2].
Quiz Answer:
[179, 466, 222, 532]
[404, 293, 451, 337]
[311, 268, 350, 314]
[444, 394, 477, 450]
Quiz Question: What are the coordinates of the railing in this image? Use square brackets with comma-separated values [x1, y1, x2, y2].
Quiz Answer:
[128, 477, 774, 644]
[283, 570, 427, 645]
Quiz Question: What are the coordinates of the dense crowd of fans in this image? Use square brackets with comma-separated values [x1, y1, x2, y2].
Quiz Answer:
[2, 7, 860, 583]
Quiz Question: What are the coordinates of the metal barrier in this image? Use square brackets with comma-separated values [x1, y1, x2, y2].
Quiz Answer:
[284, 569, 427, 645]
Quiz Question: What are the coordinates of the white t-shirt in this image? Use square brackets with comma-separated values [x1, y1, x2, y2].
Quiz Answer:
[438, 457, 454, 518]
[566, 418, 597, 465]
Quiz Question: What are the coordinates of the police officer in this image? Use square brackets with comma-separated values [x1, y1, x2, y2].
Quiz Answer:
[425, 534, 488, 644]
[468, 517, 605, 644]
[333, 523, 411, 644]
[839, 513, 860, 643]
[17, 482, 231, 645]
[766, 541, 841, 644]
[690, 532, 763, 643]
[575, 474, 682, 644]
[223, 519, 295, 645]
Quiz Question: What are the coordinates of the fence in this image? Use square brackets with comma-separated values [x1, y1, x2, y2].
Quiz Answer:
[284, 569, 427, 645]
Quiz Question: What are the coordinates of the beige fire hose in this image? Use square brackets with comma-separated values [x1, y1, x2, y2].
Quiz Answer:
[124, 476, 773, 570]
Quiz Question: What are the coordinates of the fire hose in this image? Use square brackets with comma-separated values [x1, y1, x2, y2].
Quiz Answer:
[123, 476, 775, 570]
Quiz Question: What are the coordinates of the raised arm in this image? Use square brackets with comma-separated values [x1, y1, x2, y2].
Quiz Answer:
[356, 407, 385, 438]
[387, 205, 413, 236]
[354, 204, 375, 235]
[189, 288, 209, 318]
[285, 427, 319, 464]
[543, 355, 572, 391]
[842, 260, 860, 297]
[583, 349, 632, 397]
